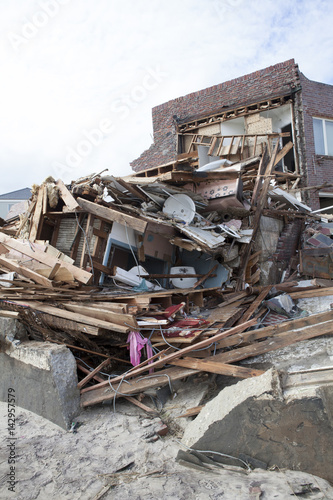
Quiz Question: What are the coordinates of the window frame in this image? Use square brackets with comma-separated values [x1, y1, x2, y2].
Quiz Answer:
[313, 117, 333, 156]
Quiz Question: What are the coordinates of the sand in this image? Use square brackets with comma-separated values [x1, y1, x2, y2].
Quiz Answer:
[1, 398, 332, 500]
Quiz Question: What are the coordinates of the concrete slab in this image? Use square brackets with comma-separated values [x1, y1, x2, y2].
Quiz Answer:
[181, 368, 333, 483]
[0, 336, 80, 429]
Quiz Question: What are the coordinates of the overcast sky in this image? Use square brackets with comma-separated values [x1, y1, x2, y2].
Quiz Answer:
[0, 0, 332, 194]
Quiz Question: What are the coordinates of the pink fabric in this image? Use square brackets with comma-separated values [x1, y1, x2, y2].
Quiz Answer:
[127, 331, 154, 371]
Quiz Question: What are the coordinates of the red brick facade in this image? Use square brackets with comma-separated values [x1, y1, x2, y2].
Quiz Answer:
[299, 73, 333, 209]
[131, 59, 333, 210]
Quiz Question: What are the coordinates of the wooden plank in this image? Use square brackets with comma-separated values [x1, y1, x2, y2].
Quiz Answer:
[42, 185, 48, 215]
[56, 179, 80, 211]
[217, 291, 248, 308]
[91, 259, 113, 275]
[86, 302, 128, 313]
[214, 310, 333, 350]
[236, 286, 272, 324]
[29, 186, 44, 242]
[273, 141, 294, 167]
[0, 233, 92, 285]
[208, 136, 218, 156]
[47, 263, 61, 280]
[288, 287, 333, 299]
[93, 227, 109, 239]
[16, 198, 36, 237]
[0, 310, 19, 319]
[237, 143, 279, 290]
[76, 197, 147, 233]
[12, 300, 130, 333]
[80, 213, 94, 269]
[81, 366, 198, 407]
[194, 264, 218, 288]
[0, 255, 54, 288]
[169, 358, 264, 378]
[80, 318, 257, 394]
[122, 395, 158, 414]
[177, 405, 205, 418]
[22, 311, 101, 335]
[208, 318, 333, 366]
[116, 178, 149, 201]
[77, 358, 112, 389]
[64, 303, 138, 329]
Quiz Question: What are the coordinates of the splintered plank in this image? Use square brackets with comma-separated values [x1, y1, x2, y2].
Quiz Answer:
[56, 179, 80, 211]
[76, 197, 147, 233]
[214, 309, 333, 350]
[208, 317, 333, 366]
[29, 186, 44, 242]
[273, 141, 294, 167]
[81, 366, 198, 407]
[36, 312, 100, 335]
[288, 287, 333, 299]
[169, 358, 264, 378]
[78, 358, 112, 389]
[11, 300, 130, 334]
[80, 318, 257, 394]
[0, 255, 54, 288]
[0, 234, 92, 285]
[236, 286, 272, 324]
[63, 303, 138, 329]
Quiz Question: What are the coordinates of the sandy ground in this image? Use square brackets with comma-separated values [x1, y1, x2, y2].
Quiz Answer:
[1, 394, 333, 500]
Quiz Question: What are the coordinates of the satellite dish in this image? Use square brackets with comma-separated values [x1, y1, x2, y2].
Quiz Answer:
[163, 194, 196, 224]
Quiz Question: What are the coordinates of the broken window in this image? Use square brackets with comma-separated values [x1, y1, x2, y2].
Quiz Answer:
[313, 117, 333, 156]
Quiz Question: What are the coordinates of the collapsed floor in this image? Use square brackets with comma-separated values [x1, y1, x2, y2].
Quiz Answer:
[1, 141, 333, 484]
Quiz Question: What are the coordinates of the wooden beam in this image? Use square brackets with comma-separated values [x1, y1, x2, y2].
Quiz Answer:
[64, 303, 138, 329]
[12, 300, 130, 334]
[288, 287, 333, 299]
[273, 141, 294, 167]
[0, 255, 54, 288]
[56, 179, 80, 211]
[77, 358, 112, 389]
[81, 366, 198, 407]
[80, 318, 258, 394]
[194, 264, 218, 288]
[29, 186, 44, 242]
[76, 197, 147, 233]
[169, 358, 264, 378]
[214, 309, 333, 350]
[209, 318, 333, 366]
[236, 286, 272, 324]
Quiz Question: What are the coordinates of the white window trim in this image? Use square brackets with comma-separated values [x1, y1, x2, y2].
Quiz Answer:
[313, 117, 333, 156]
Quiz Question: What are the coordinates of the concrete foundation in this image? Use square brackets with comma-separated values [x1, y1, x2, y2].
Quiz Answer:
[0, 318, 80, 429]
[182, 368, 333, 483]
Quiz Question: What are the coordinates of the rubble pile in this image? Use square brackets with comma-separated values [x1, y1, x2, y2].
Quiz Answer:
[1, 141, 333, 414]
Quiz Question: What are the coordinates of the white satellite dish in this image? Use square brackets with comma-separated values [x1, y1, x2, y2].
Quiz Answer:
[163, 194, 196, 224]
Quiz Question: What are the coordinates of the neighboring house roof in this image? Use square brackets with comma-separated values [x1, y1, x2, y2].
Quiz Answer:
[0, 188, 32, 200]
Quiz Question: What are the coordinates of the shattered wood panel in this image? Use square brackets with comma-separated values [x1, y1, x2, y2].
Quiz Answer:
[300, 249, 333, 279]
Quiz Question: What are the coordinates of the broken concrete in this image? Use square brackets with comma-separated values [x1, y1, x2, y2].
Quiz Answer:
[182, 368, 333, 483]
[0, 323, 80, 429]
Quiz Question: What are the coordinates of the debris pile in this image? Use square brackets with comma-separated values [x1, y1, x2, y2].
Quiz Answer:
[1, 141, 333, 417]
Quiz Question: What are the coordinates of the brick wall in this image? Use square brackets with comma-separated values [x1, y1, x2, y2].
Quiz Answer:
[298, 73, 333, 209]
[131, 59, 300, 172]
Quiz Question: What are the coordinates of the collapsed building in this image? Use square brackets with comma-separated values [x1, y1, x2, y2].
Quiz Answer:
[1, 59, 333, 485]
